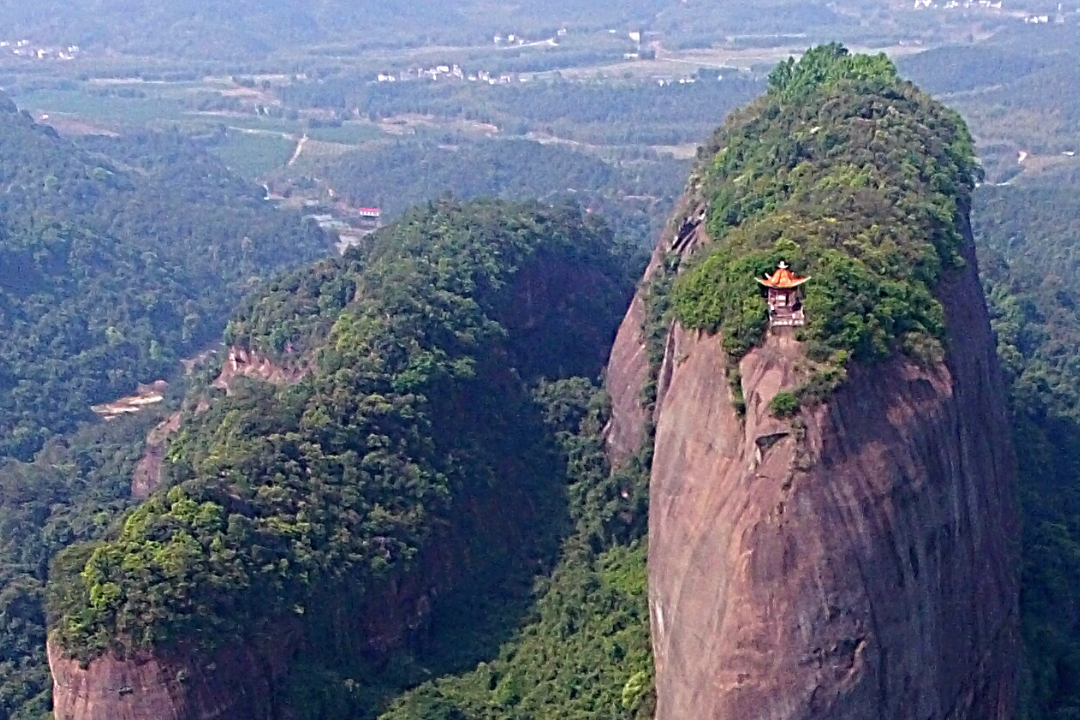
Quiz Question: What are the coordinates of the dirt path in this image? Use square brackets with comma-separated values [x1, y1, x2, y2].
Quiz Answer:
[288, 134, 309, 166]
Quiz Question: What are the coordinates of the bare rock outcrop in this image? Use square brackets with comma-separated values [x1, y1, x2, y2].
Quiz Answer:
[213, 346, 309, 390]
[606, 203, 707, 466]
[129, 348, 306, 500]
[607, 226, 1019, 718]
[47, 639, 286, 720]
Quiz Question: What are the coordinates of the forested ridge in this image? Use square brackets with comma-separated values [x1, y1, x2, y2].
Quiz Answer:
[0, 96, 328, 460]
[46, 198, 651, 718]
[321, 139, 683, 217]
[313, 137, 686, 259]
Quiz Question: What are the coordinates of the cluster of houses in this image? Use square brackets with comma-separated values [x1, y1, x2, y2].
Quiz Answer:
[911, 0, 1072, 22]
[493, 28, 568, 46]
[656, 77, 701, 86]
[376, 65, 520, 85]
[0, 39, 81, 61]
[1016, 5, 1070, 23]
[303, 206, 382, 254]
[375, 26, 652, 84]
[912, 0, 1002, 9]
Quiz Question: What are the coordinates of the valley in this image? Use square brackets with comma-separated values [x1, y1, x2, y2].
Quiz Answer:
[1, 2, 1080, 720]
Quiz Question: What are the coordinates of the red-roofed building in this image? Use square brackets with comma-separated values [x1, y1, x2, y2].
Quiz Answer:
[757, 261, 810, 327]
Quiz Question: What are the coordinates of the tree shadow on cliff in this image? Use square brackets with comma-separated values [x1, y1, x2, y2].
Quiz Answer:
[1015, 410, 1080, 720]
[278, 380, 577, 720]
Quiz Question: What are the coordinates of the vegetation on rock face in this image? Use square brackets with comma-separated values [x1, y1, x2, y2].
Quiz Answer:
[670, 44, 979, 402]
[975, 186, 1080, 720]
[768, 391, 800, 418]
[47, 200, 633, 675]
[0, 102, 328, 461]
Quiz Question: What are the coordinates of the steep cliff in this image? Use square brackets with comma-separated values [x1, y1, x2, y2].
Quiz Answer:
[606, 45, 1019, 720]
[645, 238, 1018, 720]
[47, 639, 286, 720]
[130, 412, 182, 500]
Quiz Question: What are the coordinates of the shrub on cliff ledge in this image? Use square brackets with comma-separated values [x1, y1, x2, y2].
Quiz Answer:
[672, 44, 979, 382]
[769, 391, 801, 418]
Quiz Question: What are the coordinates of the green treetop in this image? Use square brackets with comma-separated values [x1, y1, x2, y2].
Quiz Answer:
[671, 44, 981, 398]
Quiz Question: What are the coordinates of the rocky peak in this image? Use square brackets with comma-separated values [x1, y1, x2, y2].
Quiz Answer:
[632, 240, 1019, 718]
[604, 45, 1019, 720]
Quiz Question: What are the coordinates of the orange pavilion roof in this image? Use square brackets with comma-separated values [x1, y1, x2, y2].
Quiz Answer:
[757, 261, 810, 289]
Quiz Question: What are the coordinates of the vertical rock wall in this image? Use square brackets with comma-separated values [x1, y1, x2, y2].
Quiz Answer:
[607, 222, 1019, 719]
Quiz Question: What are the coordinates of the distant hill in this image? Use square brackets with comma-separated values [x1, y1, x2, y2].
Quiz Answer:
[0, 0, 870, 59]
[0, 97, 328, 460]
[0, 0, 668, 57]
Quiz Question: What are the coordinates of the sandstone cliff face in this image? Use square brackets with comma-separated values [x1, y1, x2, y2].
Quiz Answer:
[607, 225, 1019, 719]
[212, 346, 309, 390]
[48, 639, 286, 720]
[606, 204, 706, 466]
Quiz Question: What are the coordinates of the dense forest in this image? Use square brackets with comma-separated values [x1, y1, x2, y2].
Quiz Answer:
[0, 92, 327, 719]
[46, 198, 650, 718]
[0, 415, 164, 719]
[0, 98, 328, 460]
[974, 185, 1080, 720]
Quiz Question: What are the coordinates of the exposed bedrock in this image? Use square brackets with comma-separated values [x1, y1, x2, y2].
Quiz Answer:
[607, 225, 1019, 719]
